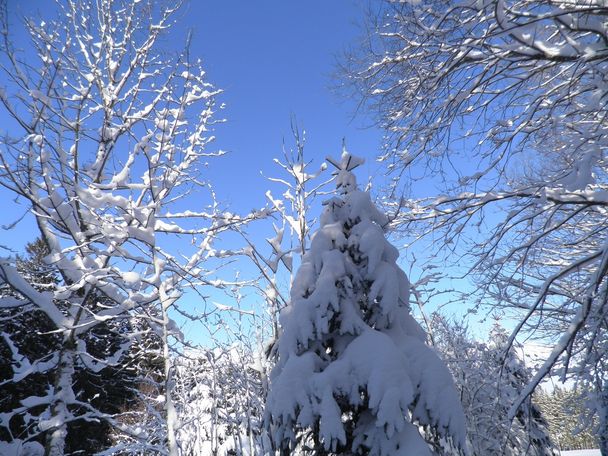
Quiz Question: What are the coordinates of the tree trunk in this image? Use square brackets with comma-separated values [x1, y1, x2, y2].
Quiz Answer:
[45, 343, 76, 456]
[599, 381, 608, 456]
[160, 284, 179, 456]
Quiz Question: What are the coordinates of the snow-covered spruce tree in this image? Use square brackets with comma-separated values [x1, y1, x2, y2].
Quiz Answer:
[0, 238, 153, 454]
[265, 151, 467, 455]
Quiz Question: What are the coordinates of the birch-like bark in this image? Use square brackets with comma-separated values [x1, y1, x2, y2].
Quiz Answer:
[44, 344, 75, 456]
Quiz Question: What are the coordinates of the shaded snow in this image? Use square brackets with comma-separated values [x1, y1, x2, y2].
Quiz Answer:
[560, 450, 601, 456]
[0, 440, 44, 455]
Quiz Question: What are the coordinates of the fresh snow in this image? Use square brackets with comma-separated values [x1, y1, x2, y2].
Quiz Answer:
[560, 451, 601, 456]
[0, 440, 44, 456]
[266, 151, 466, 454]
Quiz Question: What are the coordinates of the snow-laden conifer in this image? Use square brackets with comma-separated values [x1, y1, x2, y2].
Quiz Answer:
[265, 151, 467, 455]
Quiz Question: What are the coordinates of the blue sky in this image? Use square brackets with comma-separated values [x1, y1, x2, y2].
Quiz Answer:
[180, 0, 386, 209]
[0, 1, 486, 339]
[1, 0, 387, 251]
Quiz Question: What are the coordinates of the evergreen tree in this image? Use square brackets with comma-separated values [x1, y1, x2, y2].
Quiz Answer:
[0, 239, 159, 454]
[0, 239, 58, 455]
[535, 386, 599, 451]
[265, 151, 466, 455]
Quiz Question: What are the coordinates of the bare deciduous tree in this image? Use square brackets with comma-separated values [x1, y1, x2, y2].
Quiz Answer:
[0, 1, 263, 454]
[244, 125, 329, 342]
[347, 1, 608, 453]
[431, 316, 558, 456]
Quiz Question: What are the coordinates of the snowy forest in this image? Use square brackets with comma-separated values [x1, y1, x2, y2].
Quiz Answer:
[0, 0, 606, 455]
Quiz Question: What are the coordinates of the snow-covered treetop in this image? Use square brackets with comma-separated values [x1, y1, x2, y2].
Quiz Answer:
[266, 150, 467, 455]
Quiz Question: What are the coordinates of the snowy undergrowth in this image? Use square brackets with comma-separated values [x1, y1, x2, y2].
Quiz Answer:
[560, 451, 601, 456]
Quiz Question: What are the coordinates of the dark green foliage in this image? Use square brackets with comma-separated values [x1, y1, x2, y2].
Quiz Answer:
[0, 238, 153, 454]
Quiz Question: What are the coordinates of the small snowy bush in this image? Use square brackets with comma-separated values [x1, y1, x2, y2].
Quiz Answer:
[432, 317, 558, 456]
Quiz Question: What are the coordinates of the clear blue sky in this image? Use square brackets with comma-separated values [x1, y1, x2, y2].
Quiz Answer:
[1, 0, 386, 251]
[0, 0, 491, 341]
[181, 1, 386, 208]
